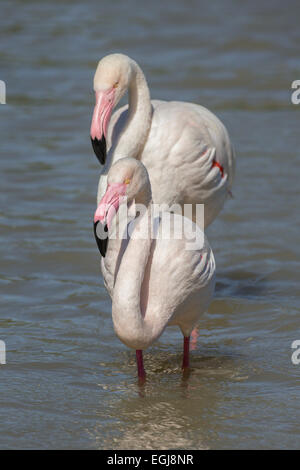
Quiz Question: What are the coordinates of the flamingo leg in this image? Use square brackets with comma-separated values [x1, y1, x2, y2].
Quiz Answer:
[182, 336, 190, 369]
[136, 350, 146, 381]
[190, 327, 199, 351]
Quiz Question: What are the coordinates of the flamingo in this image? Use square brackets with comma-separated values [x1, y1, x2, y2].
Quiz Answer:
[90, 53, 235, 227]
[93, 158, 216, 380]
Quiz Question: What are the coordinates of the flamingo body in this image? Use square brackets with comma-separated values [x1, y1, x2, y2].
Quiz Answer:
[94, 158, 216, 376]
[92, 54, 235, 228]
[102, 210, 215, 348]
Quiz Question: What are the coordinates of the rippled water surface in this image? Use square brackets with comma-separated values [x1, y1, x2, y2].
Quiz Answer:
[1, 0, 300, 449]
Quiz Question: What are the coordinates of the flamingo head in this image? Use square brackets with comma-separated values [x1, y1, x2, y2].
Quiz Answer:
[90, 54, 133, 165]
[93, 158, 151, 257]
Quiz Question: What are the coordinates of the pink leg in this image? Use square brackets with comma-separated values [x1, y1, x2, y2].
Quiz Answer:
[190, 328, 199, 351]
[136, 350, 146, 381]
[182, 336, 190, 369]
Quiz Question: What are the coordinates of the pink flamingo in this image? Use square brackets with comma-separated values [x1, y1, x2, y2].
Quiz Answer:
[93, 158, 216, 380]
[90, 53, 235, 228]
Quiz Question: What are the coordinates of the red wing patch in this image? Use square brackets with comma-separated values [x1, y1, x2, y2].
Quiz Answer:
[212, 160, 224, 178]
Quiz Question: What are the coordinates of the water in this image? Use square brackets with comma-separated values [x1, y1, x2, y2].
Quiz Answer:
[0, 0, 300, 449]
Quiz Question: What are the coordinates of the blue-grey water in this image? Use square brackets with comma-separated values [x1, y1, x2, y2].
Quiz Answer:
[0, 0, 300, 449]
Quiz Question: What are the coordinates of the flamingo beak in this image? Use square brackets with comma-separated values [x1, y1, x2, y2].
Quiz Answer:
[93, 220, 108, 257]
[93, 183, 127, 257]
[90, 88, 115, 165]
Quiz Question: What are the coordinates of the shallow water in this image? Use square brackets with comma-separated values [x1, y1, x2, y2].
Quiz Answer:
[0, 0, 300, 449]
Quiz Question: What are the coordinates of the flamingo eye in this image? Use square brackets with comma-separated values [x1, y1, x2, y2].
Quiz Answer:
[113, 81, 119, 88]
[124, 178, 131, 185]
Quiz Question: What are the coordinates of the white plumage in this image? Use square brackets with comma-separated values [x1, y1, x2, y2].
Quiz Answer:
[94, 158, 216, 378]
[91, 53, 235, 227]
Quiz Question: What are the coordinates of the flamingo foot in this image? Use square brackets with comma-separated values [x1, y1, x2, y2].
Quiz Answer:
[182, 336, 190, 369]
[136, 350, 146, 382]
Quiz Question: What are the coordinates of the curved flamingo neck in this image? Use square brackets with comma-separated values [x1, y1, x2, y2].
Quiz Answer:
[112, 61, 152, 162]
[111, 205, 165, 350]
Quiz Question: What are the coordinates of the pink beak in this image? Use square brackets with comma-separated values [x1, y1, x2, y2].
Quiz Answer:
[90, 88, 115, 165]
[93, 183, 127, 257]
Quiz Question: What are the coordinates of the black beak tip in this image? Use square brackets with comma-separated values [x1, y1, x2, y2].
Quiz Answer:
[93, 221, 108, 258]
[91, 136, 106, 165]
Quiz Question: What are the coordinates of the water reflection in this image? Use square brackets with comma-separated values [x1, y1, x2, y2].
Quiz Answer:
[89, 347, 246, 449]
